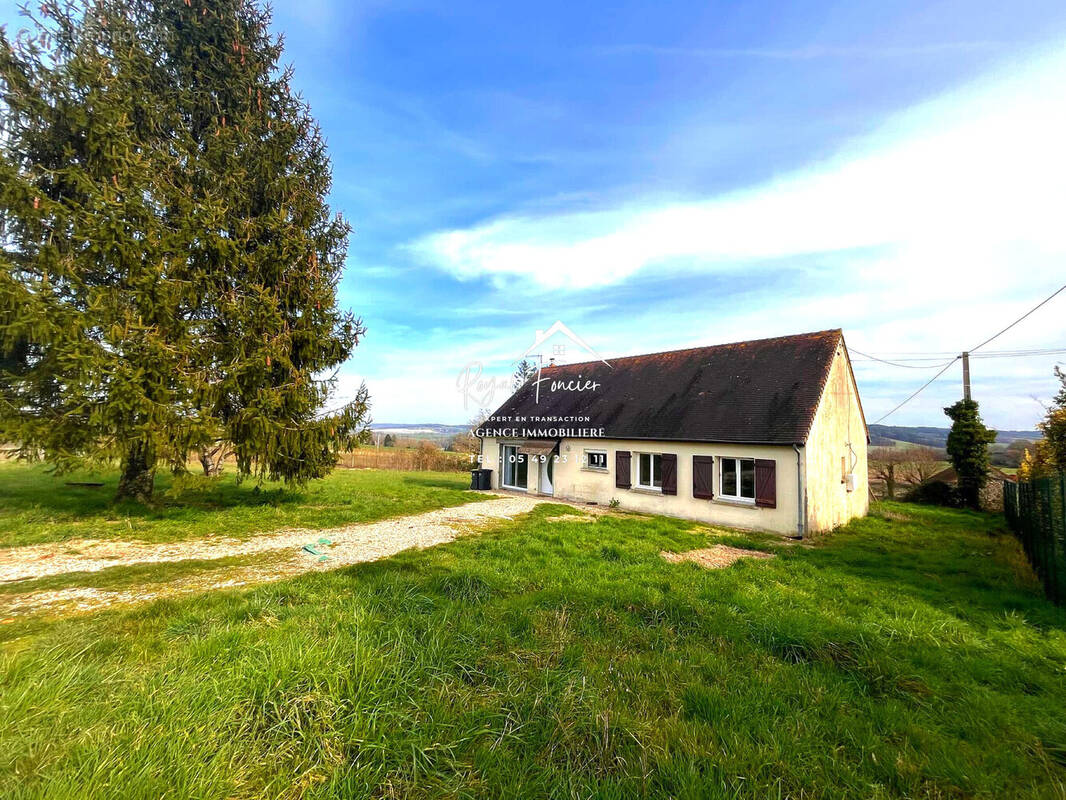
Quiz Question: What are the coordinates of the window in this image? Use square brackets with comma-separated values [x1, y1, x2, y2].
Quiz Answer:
[501, 444, 528, 490]
[720, 457, 755, 502]
[637, 453, 662, 490]
[585, 450, 608, 471]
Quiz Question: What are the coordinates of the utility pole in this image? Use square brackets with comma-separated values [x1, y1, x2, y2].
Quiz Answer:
[962, 351, 971, 401]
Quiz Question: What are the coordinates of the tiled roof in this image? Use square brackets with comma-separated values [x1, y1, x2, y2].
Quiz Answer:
[489, 329, 846, 444]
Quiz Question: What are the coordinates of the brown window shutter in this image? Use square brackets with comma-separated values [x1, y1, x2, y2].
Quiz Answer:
[755, 459, 776, 508]
[693, 456, 714, 499]
[615, 451, 631, 488]
[661, 453, 677, 495]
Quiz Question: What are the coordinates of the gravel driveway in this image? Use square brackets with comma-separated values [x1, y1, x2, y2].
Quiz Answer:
[0, 494, 552, 615]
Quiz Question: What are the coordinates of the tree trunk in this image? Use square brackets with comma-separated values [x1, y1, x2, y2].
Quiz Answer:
[198, 443, 230, 476]
[884, 466, 896, 500]
[116, 442, 156, 503]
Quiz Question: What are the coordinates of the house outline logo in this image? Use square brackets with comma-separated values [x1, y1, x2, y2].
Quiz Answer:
[455, 321, 612, 411]
[520, 320, 611, 367]
[519, 321, 611, 404]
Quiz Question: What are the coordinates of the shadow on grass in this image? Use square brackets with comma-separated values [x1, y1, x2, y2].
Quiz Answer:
[802, 504, 1066, 632]
[0, 465, 306, 521]
[400, 473, 475, 490]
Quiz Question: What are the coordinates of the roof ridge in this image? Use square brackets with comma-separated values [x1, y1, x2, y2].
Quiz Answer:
[544, 329, 843, 370]
[490, 328, 847, 445]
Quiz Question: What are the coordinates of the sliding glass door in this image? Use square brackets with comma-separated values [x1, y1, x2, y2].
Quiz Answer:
[501, 445, 528, 490]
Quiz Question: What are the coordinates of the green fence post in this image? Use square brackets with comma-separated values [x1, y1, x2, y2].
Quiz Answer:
[1008, 473, 1066, 606]
[1056, 473, 1066, 605]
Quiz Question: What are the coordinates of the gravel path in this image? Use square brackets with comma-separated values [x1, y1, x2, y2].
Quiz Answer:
[0, 495, 548, 583]
[0, 495, 554, 614]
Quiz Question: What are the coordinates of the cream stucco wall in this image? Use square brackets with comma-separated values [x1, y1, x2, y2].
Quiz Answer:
[480, 436, 803, 535]
[803, 344, 869, 531]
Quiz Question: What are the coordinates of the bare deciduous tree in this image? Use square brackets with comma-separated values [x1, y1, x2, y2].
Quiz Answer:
[449, 408, 490, 454]
[870, 446, 946, 499]
[869, 447, 909, 499]
[899, 447, 943, 485]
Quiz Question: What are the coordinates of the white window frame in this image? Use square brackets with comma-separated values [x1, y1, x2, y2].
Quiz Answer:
[500, 444, 528, 491]
[584, 449, 608, 472]
[636, 452, 663, 491]
[719, 457, 756, 503]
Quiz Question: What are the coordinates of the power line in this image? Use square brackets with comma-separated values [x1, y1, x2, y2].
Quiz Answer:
[969, 347, 1063, 356]
[871, 357, 959, 424]
[970, 283, 1066, 353]
[970, 349, 1066, 359]
[869, 282, 1066, 423]
[856, 350, 970, 356]
[864, 348, 1060, 355]
[852, 348, 1066, 365]
[849, 348, 957, 369]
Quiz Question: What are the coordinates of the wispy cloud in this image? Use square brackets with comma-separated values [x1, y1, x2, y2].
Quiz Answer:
[395, 48, 1066, 428]
[592, 41, 1009, 61]
[411, 47, 1066, 292]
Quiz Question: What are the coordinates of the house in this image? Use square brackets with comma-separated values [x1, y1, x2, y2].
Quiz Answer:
[477, 329, 869, 536]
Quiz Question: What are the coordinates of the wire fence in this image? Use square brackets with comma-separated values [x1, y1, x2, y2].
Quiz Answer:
[1004, 474, 1066, 605]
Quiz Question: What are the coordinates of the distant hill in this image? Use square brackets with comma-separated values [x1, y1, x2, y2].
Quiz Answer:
[369, 423, 470, 445]
[369, 422, 1041, 449]
[869, 424, 1040, 448]
[370, 423, 470, 435]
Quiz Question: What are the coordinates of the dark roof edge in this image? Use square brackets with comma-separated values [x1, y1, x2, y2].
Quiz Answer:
[540, 328, 845, 371]
[839, 334, 871, 444]
[490, 435, 807, 446]
[799, 329, 844, 443]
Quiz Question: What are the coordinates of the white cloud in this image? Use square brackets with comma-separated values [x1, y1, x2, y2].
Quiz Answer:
[412, 46, 1066, 292]
[594, 41, 1010, 61]
[384, 47, 1066, 430]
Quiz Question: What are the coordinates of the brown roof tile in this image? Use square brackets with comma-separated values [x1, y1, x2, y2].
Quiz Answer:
[489, 329, 845, 444]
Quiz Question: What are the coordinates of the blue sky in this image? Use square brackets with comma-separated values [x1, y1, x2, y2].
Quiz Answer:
[4, 0, 1066, 429]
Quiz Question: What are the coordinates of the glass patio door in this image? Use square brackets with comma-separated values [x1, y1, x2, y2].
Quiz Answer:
[501, 445, 528, 490]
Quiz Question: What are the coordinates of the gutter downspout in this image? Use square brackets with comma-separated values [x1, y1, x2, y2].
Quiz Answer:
[793, 444, 805, 539]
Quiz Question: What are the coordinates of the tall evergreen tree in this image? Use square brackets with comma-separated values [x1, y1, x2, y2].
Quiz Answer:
[513, 359, 536, 389]
[0, 0, 368, 501]
[943, 399, 996, 509]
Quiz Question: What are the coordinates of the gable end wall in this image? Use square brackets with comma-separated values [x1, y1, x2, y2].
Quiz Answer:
[803, 344, 869, 532]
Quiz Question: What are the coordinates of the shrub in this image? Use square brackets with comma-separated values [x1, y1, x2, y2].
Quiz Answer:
[905, 480, 962, 508]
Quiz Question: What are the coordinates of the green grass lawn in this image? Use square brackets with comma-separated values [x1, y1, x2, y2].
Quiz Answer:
[0, 463, 483, 548]
[2, 499, 1064, 798]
